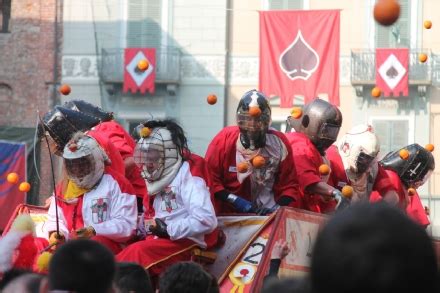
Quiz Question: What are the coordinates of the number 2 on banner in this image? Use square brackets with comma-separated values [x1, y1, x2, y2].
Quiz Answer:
[242, 237, 268, 265]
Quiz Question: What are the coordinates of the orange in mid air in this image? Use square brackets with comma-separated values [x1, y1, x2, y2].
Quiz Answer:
[425, 143, 435, 152]
[59, 84, 71, 96]
[371, 87, 381, 98]
[237, 162, 249, 173]
[137, 59, 149, 71]
[318, 164, 331, 176]
[252, 155, 266, 169]
[140, 127, 152, 138]
[419, 53, 428, 63]
[424, 20, 432, 29]
[399, 149, 409, 160]
[290, 107, 303, 119]
[373, 0, 400, 26]
[6, 172, 19, 184]
[207, 94, 217, 105]
[19, 182, 31, 192]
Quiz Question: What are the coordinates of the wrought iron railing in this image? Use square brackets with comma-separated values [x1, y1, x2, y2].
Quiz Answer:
[351, 49, 432, 85]
[100, 47, 181, 84]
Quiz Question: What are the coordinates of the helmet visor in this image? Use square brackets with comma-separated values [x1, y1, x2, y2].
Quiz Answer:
[65, 155, 95, 183]
[356, 152, 376, 174]
[134, 143, 165, 181]
[318, 123, 340, 141]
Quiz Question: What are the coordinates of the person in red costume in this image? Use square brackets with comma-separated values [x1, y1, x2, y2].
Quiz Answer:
[326, 124, 399, 205]
[379, 143, 434, 228]
[116, 120, 217, 278]
[205, 90, 301, 215]
[285, 98, 345, 214]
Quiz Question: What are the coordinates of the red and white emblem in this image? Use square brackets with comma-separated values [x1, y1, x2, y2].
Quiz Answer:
[376, 48, 408, 97]
[91, 198, 109, 224]
[123, 48, 156, 94]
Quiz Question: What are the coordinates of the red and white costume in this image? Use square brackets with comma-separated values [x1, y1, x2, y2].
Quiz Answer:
[384, 169, 430, 228]
[327, 145, 395, 202]
[286, 132, 336, 213]
[116, 161, 217, 276]
[45, 173, 138, 254]
[91, 120, 147, 200]
[205, 126, 301, 213]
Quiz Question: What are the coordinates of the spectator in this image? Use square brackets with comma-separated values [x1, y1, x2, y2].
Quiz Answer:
[0, 268, 32, 290]
[159, 262, 218, 293]
[311, 203, 438, 293]
[48, 240, 116, 293]
[262, 277, 310, 293]
[2, 273, 45, 293]
[114, 262, 153, 293]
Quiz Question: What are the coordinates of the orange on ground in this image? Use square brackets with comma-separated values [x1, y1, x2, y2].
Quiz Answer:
[59, 84, 71, 96]
[408, 188, 417, 196]
[341, 185, 353, 198]
[140, 127, 151, 138]
[371, 87, 381, 98]
[19, 182, 31, 192]
[237, 162, 249, 173]
[399, 149, 410, 160]
[249, 106, 261, 117]
[419, 53, 428, 63]
[318, 164, 331, 176]
[425, 143, 435, 152]
[252, 155, 266, 169]
[207, 94, 217, 105]
[290, 107, 303, 119]
[424, 20, 432, 29]
[137, 59, 149, 71]
[373, 0, 400, 26]
[6, 172, 19, 184]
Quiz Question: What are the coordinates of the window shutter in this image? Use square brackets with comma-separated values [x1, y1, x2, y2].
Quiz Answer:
[269, 0, 303, 10]
[372, 120, 409, 158]
[375, 0, 410, 48]
[127, 0, 162, 48]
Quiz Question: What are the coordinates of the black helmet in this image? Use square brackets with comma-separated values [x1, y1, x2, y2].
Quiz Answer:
[236, 90, 271, 150]
[287, 98, 342, 155]
[379, 144, 435, 188]
[63, 100, 113, 122]
[40, 106, 101, 153]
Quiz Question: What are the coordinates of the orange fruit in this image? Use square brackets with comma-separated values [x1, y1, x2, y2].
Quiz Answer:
[59, 84, 71, 96]
[371, 87, 381, 98]
[290, 107, 303, 119]
[373, 0, 400, 26]
[19, 182, 31, 192]
[399, 149, 409, 160]
[318, 164, 331, 176]
[425, 143, 435, 152]
[137, 59, 149, 71]
[424, 20, 432, 29]
[408, 188, 416, 196]
[249, 106, 261, 117]
[252, 155, 266, 169]
[6, 172, 19, 184]
[207, 94, 217, 105]
[237, 162, 249, 173]
[140, 127, 151, 138]
[419, 53, 428, 63]
[341, 185, 353, 198]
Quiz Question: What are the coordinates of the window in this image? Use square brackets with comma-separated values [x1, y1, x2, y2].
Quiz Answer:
[0, 0, 11, 33]
[375, 0, 410, 48]
[371, 119, 410, 159]
[127, 0, 163, 48]
[267, 0, 303, 10]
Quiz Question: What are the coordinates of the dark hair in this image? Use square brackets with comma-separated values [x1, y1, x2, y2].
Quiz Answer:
[311, 203, 438, 293]
[0, 269, 33, 290]
[49, 240, 115, 293]
[142, 119, 191, 161]
[2, 273, 44, 293]
[262, 277, 310, 293]
[159, 262, 218, 293]
[114, 262, 153, 293]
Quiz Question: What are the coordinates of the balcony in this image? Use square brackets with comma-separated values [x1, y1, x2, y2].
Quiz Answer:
[351, 49, 433, 88]
[100, 47, 181, 85]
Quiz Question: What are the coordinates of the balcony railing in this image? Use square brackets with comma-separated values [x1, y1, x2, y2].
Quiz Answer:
[100, 47, 181, 84]
[351, 49, 432, 86]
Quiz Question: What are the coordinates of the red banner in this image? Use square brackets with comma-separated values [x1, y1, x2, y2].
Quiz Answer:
[123, 48, 156, 94]
[259, 10, 340, 107]
[376, 48, 409, 97]
[0, 142, 26, 229]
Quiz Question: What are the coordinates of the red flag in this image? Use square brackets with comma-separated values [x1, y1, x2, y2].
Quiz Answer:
[376, 48, 409, 97]
[259, 10, 340, 107]
[0, 142, 26, 229]
[123, 48, 156, 94]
